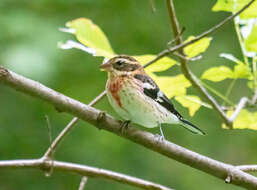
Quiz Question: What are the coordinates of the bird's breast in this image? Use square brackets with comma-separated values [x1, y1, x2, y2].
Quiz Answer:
[107, 77, 124, 108]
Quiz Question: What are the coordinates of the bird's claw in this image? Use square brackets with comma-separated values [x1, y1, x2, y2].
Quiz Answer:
[154, 133, 165, 142]
[119, 120, 130, 135]
[96, 111, 107, 130]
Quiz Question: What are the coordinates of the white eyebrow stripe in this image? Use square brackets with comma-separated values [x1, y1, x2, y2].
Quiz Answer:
[117, 58, 137, 64]
[142, 82, 154, 89]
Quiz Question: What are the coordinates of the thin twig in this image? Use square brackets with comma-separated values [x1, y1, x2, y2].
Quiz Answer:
[229, 97, 248, 122]
[167, 27, 185, 46]
[143, 0, 256, 68]
[222, 79, 237, 106]
[45, 115, 53, 145]
[165, 0, 235, 128]
[173, 52, 202, 61]
[0, 159, 172, 190]
[237, 165, 257, 172]
[1, 67, 257, 189]
[166, 0, 256, 55]
[78, 177, 88, 190]
[43, 91, 106, 159]
[248, 90, 257, 106]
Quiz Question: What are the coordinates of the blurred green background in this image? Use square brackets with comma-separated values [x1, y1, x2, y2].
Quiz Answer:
[0, 0, 256, 189]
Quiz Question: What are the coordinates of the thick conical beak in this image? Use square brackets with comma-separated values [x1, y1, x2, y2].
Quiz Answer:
[100, 62, 111, 71]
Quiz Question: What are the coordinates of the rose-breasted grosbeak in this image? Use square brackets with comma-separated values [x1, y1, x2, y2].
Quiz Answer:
[100, 55, 205, 138]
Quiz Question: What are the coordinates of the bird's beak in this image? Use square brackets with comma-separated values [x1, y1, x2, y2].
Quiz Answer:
[100, 62, 111, 71]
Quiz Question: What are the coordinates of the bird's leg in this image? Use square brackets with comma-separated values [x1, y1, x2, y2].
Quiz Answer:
[119, 120, 131, 135]
[158, 123, 165, 141]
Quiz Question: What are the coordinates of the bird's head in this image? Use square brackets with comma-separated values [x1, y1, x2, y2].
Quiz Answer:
[100, 55, 143, 77]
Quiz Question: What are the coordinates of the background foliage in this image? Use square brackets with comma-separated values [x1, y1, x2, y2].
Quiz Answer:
[0, 0, 256, 189]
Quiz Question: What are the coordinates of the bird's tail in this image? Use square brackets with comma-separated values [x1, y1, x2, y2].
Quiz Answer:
[179, 119, 205, 135]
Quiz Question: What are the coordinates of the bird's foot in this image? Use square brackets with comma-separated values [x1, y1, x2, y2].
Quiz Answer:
[157, 125, 165, 141]
[119, 120, 130, 135]
[154, 133, 165, 142]
[96, 111, 107, 130]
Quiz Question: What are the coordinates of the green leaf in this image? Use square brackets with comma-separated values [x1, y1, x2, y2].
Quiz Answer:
[184, 36, 212, 58]
[248, 80, 254, 89]
[135, 55, 177, 73]
[220, 53, 252, 79]
[150, 74, 191, 98]
[175, 95, 202, 116]
[212, 0, 257, 19]
[67, 18, 115, 58]
[233, 63, 252, 78]
[245, 24, 257, 53]
[201, 66, 234, 81]
[223, 109, 257, 130]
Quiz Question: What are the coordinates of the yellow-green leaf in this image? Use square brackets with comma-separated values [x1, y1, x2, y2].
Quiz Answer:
[135, 55, 177, 73]
[201, 66, 234, 81]
[67, 18, 115, 58]
[220, 53, 252, 79]
[245, 24, 257, 53]
[223, 109, 257, 130]
[233, 63, 252, 79]
[150, 74, 191, 98]
[212, 0, 257, 19]
[175, 95, 202, 116]
[184, 36, 212, 58]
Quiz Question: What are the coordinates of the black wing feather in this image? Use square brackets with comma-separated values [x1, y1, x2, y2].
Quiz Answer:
[134, 74, 183, 119]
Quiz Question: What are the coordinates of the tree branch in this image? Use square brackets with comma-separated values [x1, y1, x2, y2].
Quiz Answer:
[166, 0, 256, 57]
[78, 177, 88, 190]
[237, 165, 257, 172]
[1, 67, 257, 189]
[144, 0, 256, 68]
[58, 0, 256, 134]
[165, 0, 236, 127]
[228, 97, 248, 122]
[0, 159, 172, 190]
[43, 91, 106, 159]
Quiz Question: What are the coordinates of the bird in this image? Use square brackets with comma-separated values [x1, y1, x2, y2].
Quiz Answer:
[100, 55, 205, 138]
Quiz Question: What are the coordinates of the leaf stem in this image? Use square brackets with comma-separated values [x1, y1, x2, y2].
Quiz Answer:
[253, 56, 257, 90]
[234, 18, 249, 66]
[223, 79, 236, 106]
[200, 81, 234, 106]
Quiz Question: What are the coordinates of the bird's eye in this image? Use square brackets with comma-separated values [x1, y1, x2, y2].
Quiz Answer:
[116, 61, 123, 66]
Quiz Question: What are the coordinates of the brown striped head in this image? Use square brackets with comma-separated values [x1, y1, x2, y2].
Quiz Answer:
[100, 55, 143, 76]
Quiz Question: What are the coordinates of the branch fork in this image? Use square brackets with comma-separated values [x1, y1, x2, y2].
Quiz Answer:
[1, 67, 257, 189]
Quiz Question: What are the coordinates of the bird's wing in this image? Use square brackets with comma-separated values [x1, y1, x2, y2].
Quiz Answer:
[133, 74, 183, 119]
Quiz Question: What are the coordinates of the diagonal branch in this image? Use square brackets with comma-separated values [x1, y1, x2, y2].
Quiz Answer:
[43, 90, 106, 159]
[143, 0, 256, 68]
[237, 165, 257, 172]
[0, 159, 172, 190]
[1, 67, 257, 189]
[78, 177, 88, 190]
[165, 0, 234, 127]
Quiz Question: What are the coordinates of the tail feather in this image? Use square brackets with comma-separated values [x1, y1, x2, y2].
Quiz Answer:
[179, 119, 205, 135]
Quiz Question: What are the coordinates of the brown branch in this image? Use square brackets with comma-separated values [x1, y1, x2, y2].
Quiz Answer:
[144, 0, 256, 68]
[165, 0, 236, 127]
[1, 67, 257, 189]
[0, 159, 172, 190]
[43, 91, 106, 159]
[237, 165, 257, 172]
